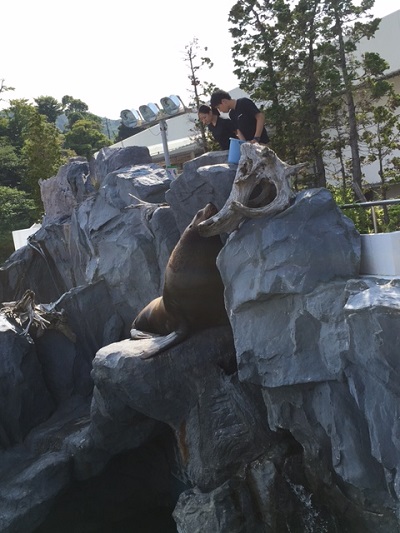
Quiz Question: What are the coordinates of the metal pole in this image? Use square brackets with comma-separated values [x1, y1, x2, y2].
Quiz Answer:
[159, 119, 171, 167]
[340, 199, 400, 208]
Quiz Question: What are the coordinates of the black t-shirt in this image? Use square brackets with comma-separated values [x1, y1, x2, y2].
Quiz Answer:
[229, 98, 269, 143]
[208, 116, 237, 150]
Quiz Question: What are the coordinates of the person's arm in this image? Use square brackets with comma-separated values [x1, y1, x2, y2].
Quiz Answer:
[251, 112, 265, 143]
[237, 129, 246, 141]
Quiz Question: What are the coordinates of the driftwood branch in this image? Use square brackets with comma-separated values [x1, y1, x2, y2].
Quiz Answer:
[198, 143, 307, 236]
[1, 290, 76, 342]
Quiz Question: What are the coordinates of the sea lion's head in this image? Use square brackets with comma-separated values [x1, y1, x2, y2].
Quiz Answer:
[189, 203, 218, 229]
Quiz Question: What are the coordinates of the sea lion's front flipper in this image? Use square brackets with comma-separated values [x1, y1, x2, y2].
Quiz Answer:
[137, 328, 188, 360]
[130, 328, 158, 340]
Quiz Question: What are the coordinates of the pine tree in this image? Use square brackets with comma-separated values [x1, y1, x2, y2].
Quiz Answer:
[320, 0, 380, 193]
[357, 52, 400, 224]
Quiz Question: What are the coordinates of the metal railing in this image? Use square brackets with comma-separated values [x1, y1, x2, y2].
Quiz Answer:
[340, 198, 400, 209]
[339, 198, 400, 233]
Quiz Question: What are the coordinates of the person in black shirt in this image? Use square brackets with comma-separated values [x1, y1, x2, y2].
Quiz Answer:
[210, 90, 269, 144]
[198, 104, 238, 150]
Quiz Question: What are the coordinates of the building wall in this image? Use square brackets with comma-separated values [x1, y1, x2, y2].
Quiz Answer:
[356, 9, 400, 73]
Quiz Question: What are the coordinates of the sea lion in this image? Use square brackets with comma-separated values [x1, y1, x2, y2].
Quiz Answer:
[130, 203, 229, 359]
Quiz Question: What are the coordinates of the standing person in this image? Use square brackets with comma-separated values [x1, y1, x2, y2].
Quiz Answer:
[210, 90, 269, 144]
[198, 104, 238, 150]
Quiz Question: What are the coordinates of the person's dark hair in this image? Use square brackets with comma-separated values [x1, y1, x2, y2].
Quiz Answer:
[210, 90, 231, 107]
[198, 104, 219, 116]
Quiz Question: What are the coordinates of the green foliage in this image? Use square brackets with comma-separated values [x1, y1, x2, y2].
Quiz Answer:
[0, 95, 109, 199]
[0, 185, 39, 264]
[114, 122, 145, 143]
[34, 95, 63, 124]
[0, 115, 8, 137]
[357, 55, 400, 206]
[0, 141, 26, 188]
[4, 99, 37, 149]
[227, 0, 382, 190]
[64, 118, 112, 159]
[62, 95, 89, 116]
[60, 95, 102, 129]
[21, 112, 65, 207]
[328, 184, 371, 233]
[328, 184, 400, 234]
[384, 205, 400, 232]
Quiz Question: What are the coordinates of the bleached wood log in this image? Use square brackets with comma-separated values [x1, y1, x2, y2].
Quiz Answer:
[198, 143, 307, 236]
[1, 289, 76, 342]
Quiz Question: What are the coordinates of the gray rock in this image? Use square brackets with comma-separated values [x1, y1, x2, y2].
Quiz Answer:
[0, 451, 71, 533]
[174, 475, 265, 533]
[90, 326, 277, 490]
[219, 187, 361, 310]
[33, 281, 123, 404]
[345, 279, 400, 486]
[173, 448, 338, 533]
[0, 396, 92, 533]
[91, 145, 153, 184]
[166, 151, 237, 232]
[1, 160, 178, 329]
[0, 316, 55, 448]
[40, 157, 92, 225]
[218, 188, 360, 388]
[2, 147, 400, 532]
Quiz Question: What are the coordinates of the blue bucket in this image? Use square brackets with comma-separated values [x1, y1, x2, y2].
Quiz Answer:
[228, 138, 246, 164]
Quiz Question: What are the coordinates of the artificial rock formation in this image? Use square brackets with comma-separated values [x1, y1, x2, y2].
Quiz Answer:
[0, 144, 400, 532]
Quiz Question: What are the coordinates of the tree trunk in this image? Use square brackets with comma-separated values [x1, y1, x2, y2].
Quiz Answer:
[334, 6, 363, 189]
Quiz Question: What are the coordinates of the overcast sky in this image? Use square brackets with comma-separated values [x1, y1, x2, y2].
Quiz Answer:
[1, 0, 398, 120]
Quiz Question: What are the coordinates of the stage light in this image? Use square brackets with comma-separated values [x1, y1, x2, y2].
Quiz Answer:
[119, 95, 189, 169]
[120, 109, 142, 128]
[160, 95, 184, 116]
[139, 103, 161, 123]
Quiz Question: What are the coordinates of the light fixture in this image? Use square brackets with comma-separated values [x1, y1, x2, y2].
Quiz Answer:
[160, 95, 184, 116]
[139, 103, 161, 123]
[120, 109, 142, 128]
[119, 95, 189, 171]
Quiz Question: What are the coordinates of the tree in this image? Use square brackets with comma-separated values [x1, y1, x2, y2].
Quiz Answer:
[34, 95, 63, 124]
[64, 118, 111, 159]
[321, 0, 380, 192]
[229, 0, 288, 153]
[228, 0, 382, 193]
[285, 0, 331, 187]
[323, 96, 352, 194]
[0, 185, 39, 264]
[0, 79, 14, 102]
[0, 100, 66, 199]
[62, 95, 89, 116]
[0, 141, 26, 188]
[21, 111, 65, 208]
[358, 52, 400, 223]
[114, 122, 145, 143]
[61, 95, 102, 129]
[4, 99, 37, 149]
[183, 37, 217, 152]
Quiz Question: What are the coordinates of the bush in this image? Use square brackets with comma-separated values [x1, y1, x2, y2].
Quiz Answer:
[0, 186, 40, 264]
[328, 185, 371, 234]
